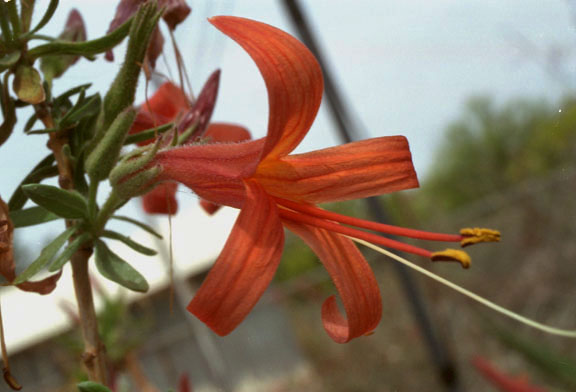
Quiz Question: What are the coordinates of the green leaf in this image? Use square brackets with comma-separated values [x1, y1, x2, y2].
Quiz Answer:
[77, 381, 112, 392]
[9, 206, 59, 228]
[111, 215, 162, 239]
[59, 93, 101, 129]
[123, 122, 173, 145]
[13, 65, 46, 104]
[0, 51, 20, 72]
[29, 16, 132, 59]
[8, 154, 57, 211]
[55, 83, 92, 104]
[94, 240, 149, 292]
[101, 230, 157, 256]
[49, 233, 91, 272]
[0, 79, 17, 148]
[22, 184, 88, 219]
[14, 226, 76, 284]
[28, 0, 59, 35]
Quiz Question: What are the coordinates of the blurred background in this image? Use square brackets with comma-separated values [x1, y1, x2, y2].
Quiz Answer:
[1, 0, 576, 391]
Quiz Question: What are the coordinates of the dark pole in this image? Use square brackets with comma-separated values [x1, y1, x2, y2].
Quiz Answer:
[280, 1, 460, 390]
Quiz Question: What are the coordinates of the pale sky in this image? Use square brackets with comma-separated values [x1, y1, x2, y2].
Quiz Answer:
[1, 0, 575, 350]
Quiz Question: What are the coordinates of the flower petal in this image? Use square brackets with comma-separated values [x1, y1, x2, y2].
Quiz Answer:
[285, 221, 382, 343]
[255, 136, 419, 203]
[141, 81, 189, 120]
[142, 182, 178, 215]
[209, 16, 323, 159]
[199, 199, 221, 215]
[187, 180, 284, 335]
[154, 139, 265, 208]
[204, 123, 252, 143]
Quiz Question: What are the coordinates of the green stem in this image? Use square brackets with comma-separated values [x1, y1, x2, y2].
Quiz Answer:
[87, 178, 99, 225]
[95, 191, 121, 234]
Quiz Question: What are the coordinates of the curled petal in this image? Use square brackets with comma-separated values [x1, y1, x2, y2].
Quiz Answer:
[187, 181, 284, 335]
[209, 16, 323, 159]
[285, 221, 382, 343]
[255, 136, 419, 203]
[142, 182, 179, 215]
[154, 139, 265, 208]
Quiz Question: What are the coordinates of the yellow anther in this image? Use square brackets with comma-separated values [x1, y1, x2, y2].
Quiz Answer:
[431, 249, 471, 269]
[364, 330, 376, 337]
[460, 228, 501, 247]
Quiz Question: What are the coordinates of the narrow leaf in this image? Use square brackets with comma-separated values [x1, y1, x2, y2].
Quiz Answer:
[22, 184, 88, 219]
[111, 215, 162, 239]
[94, 240, 148, 292]
[59, 94, 101, 129]
[49, 233, 91, 272]
[29, 16, 132, 59]
[29, 0, 59, 35]
[8, 154, 57, 211]
[9, 206, 59, 228]
[101, 230, 156, 256]
[0, 51, 20, 72]
[14, 226, 76, 284]
[123, 123, 173, 145]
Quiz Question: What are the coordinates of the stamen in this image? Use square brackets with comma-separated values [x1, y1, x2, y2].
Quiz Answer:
[460, 228, 501, 247]
[279, 208, 433, 258]
[275, 197, 462, 242]
[350, 236, 576, 338]
[431, 249, 471, 269]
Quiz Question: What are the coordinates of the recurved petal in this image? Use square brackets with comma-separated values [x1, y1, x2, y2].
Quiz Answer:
[209, 16, 323, 160]
[255, 135, 419, 204]
[187, 180, 284, 335]
[285, 221, 382, 343]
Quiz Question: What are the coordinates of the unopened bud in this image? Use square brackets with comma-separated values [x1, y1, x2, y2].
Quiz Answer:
[86, 107, 137, 181]
[109, 142, 159, 187]
[176, 69, 220, 144]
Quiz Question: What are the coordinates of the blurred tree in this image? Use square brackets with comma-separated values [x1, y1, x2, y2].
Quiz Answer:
[417, 96, 576, 217]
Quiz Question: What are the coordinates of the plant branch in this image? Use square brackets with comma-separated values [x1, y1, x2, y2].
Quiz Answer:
[35, 102, 109, 384]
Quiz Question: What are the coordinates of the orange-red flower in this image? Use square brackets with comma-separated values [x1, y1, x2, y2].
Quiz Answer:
[147, 16, 498, 342]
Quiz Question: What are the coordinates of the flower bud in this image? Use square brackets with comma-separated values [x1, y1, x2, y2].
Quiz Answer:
[86, 107, 137, 181]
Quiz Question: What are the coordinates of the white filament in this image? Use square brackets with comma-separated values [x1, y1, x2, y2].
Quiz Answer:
[350, 237, 576, 338]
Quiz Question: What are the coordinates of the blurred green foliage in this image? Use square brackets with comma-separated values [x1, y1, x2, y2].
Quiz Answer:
[418, 96, 576, 217]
